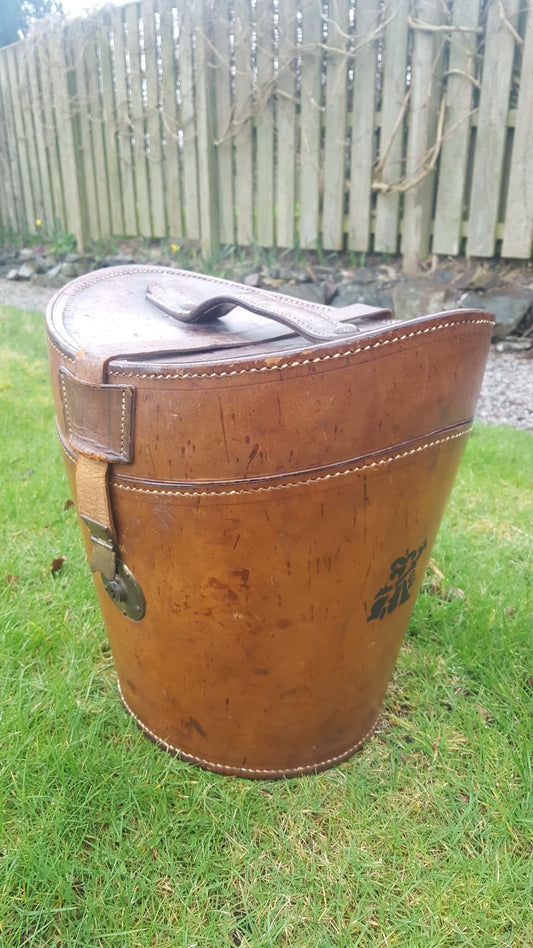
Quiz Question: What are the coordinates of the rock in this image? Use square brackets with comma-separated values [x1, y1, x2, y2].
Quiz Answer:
[60, 262, 81, 279]
[392, 279, 448, 321]
[351, 267, 375, 284]
[243, 271, 262, 287]
[64, 253, 80, 263]
[432, 268, 453, 284]
[495, 338, 533, 353]
[332, 283, 381, 308]
[6, 268, 19, 280]
[276, 282, 325, 304]
[19, 247, 35, 259]
[460, 287, 533, 341]
[324, 281, 338, 305]
[40, 263, 66, 287]
[17, 263, 34, 280]
[101, 254, 135, 267]
[34, 254, 53, 274]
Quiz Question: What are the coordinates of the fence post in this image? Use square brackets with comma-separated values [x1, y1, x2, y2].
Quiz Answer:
[193, 0, 220, 260]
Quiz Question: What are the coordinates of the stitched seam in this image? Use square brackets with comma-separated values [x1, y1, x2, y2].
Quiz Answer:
[59, 373, 72, 439]
[50, 339, 76, 363]
[117, 679, 379, 775]
[120, 388, 127, 458]
[106, 318, 493, 380]
[113, 427, 471, 498]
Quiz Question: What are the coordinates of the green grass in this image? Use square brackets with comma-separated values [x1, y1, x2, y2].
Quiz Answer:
[1, 305, 532, 947]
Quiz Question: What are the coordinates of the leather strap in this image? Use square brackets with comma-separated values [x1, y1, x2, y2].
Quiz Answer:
[145, 282, 387, 341]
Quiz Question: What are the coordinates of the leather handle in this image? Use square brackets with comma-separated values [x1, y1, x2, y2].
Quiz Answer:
[145, 282, 362, 342]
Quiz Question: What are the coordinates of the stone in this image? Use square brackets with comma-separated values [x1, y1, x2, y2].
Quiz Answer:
[351, 266, 375, 284]
[276, 282, 325, 304]
[391, 279, 448, 321]
[460, 287, 533, 341]
[34, 255, 53, 274]
[243, 271, 261, 287]
[60, 262, 81, 279]
[40, 264, 66, 287]
[332, 283, 381, 308]
[101, 254, 135, 267]
[6, 269, 19, 280]
[17, 263, 34, 280]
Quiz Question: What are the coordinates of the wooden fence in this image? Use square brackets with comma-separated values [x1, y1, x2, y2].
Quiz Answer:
[0, 0, 532, 270]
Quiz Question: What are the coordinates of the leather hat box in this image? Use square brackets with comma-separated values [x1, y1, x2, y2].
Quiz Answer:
[46, 266, 493, 778]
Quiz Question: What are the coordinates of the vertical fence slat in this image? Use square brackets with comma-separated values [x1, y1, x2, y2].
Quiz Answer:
[142, 0, 166, 237]
[38, 28, 67, 233]
[211, 1, 234, 245]
[348, 0, 380, 253]
[159, 0, 183, 240]
[299, 0, 322, 250]
[401, 0, 446, 274]
[177, 0, 200, 239]
[374, 0, 409, 254]
[193, 0, 218, 255]
[0, 50, 26, 233]
[0, 57, 21, 234]
[48, 24, 84, 249]
[234, 0, 254, 246]
[432, 0, 480, 256]
[322, 0, 350, 250]
[14, 43, 41, 234]
[255, 0, 275, 247]
[68, 19, 100, 241]
[96, 11, 124, 237]
[25, 33, 54, 234]
[111, 5, 138, 237]
[125, 2, 151, 235]
[276, 0, 297, 248]
[467, 0, 520, 258]
[82, 19, 111, 237]
[502, 7, 533, 259]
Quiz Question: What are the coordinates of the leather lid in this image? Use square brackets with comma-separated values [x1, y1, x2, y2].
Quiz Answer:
[46, 265, 391, 364]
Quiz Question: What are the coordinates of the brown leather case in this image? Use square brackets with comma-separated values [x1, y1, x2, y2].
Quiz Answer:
[46, 266, 494, 778]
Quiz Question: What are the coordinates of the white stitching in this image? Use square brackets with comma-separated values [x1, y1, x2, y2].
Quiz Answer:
[106, 318, 493, 380]
[59, 372, 72, 438]
[117, 679, 379, 776]
[113, 427, 471, 498]
[120, 388, 127, 458]
[49, 338, 76, 363]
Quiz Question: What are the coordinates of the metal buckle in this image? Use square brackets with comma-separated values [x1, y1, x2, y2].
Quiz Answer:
[81, 516, 146, 621]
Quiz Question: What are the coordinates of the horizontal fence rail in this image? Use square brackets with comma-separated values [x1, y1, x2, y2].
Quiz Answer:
[0, 0, 532, 268]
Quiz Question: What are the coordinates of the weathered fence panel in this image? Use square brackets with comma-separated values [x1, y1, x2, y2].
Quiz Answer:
[0, 0, 531, 265]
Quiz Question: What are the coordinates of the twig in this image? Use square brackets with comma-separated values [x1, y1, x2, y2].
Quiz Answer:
[407, 15, 482, 34]
[498, 0, 524, 47]
[373, 89, 411, 179]
[444, 68, 481, 90]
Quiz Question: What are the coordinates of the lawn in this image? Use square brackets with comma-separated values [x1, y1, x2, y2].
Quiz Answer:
[1, 304, 531, 947]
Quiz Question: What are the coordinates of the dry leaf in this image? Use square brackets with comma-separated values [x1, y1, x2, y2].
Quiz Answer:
[51, 556, 66, 575]
[64, 499, 75, 510]
[5, 574, 19, 586]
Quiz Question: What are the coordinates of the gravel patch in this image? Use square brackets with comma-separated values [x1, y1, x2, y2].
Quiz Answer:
[1, 278, 531, 433]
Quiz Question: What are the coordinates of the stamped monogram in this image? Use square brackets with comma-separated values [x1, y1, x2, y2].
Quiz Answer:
[367, 539, 428, 622]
